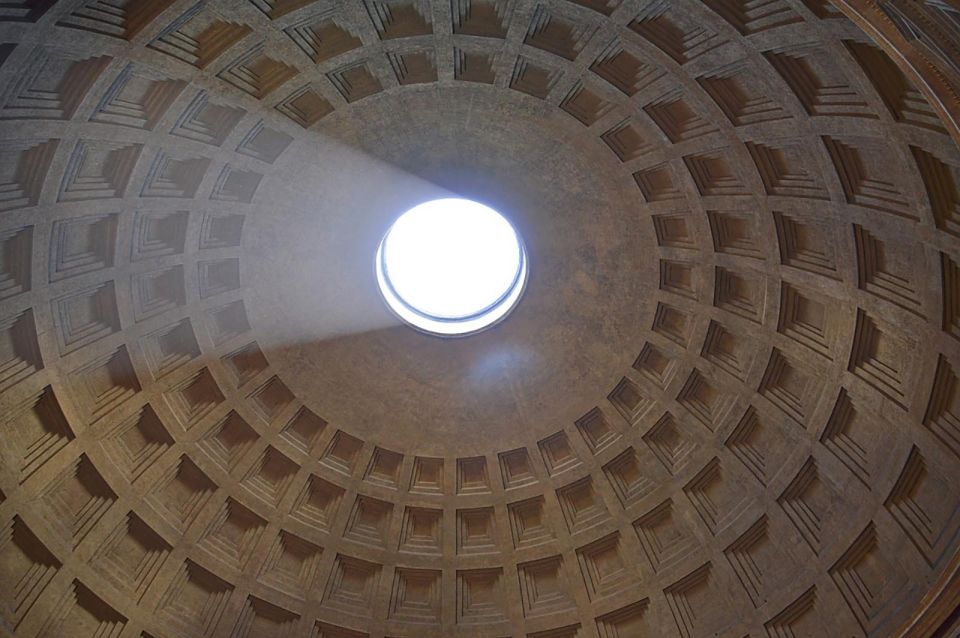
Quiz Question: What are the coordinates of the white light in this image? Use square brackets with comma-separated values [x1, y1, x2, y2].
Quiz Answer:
[376, 198, 527, 336]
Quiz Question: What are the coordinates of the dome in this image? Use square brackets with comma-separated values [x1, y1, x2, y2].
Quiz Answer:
[0, 1, 958, 637]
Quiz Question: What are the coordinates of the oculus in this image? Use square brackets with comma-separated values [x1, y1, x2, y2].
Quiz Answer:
[376, 198, 527, 336]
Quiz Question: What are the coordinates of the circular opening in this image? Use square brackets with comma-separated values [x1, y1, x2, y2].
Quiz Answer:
[376, 198, 528, 336]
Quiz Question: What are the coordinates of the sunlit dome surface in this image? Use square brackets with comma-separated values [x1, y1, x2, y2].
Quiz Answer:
[376, 198, 527, 336]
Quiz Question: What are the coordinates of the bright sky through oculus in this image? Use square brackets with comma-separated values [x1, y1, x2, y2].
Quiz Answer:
[376, 198, 527, 336]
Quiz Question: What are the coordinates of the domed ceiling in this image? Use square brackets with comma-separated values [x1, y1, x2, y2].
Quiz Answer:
[0, 0, 959, 637]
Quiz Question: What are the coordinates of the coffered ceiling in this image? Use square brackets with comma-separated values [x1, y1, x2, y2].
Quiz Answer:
[0, 0, 958, 637]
